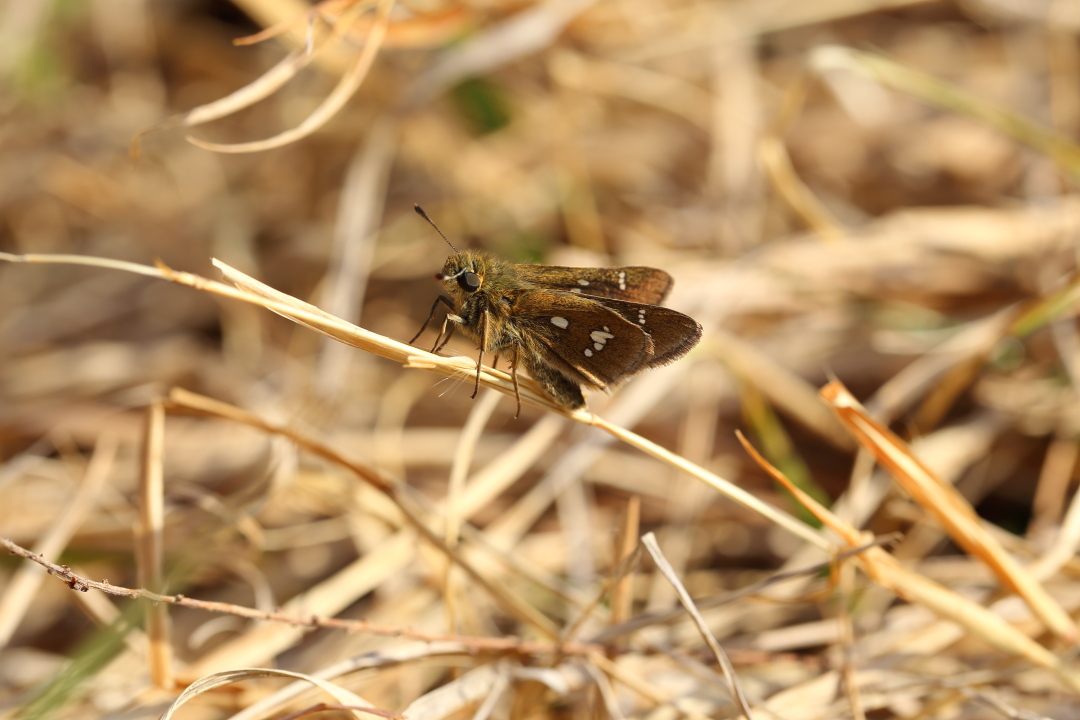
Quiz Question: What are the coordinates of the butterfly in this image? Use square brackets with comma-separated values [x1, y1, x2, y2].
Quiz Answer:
[410, 206, 702, 415]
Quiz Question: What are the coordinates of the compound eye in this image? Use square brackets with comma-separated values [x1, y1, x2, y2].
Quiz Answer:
[458, 271, 481, 291]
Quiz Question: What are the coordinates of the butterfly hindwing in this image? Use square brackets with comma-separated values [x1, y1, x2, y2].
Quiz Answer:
[586, 297, 702, 369]
[512, 290, 654, 389]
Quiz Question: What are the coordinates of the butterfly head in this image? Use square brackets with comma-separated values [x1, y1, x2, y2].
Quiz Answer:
[437, 251, 487, 300]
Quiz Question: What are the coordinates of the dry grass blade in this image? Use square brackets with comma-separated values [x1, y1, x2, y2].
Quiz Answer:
[157, 667, 387, 720]
[455, 414, 566, 519]
[136, 399, 171, 689]
[0, 434, 116, 645]
[130, 6, 332, 158]
[609, 496, 640, 634]
[442, 389, 503, 635]
[759, 133, 845, 244]
[189, 0, 395, 153]
[584, 653, 712, 720]
[736, 431, 1080, 694]
[167, 47, 312, 129]
[864, 305, 1022, 424]
[408, 0, 599, 102]
[560, 540, 642, 644]
[548, 49, 712, 131]
[595, 415, 827, 550]
[641, 533, 754, 720]
[223, 643, 476, 720]
[590, 537, 891, 644]
[581, 662, 626, 720]
[1029, 470, 1080, 580]
[165, 388, 563, 644]
[401, 663, 508, 720]
[313, 116, 397, 397]
[821, 381, 1077, 642]
[447, 389, 503, 546]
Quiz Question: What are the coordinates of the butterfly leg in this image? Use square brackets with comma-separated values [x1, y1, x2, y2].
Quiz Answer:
[472, 307, 488, 399]
[409, 295, 456, 346]
[510, 346, 521, 418]
[433, 320, 457, 353]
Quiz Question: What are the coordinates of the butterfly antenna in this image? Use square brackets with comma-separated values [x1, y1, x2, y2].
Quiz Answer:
[414, 204, 459, 253]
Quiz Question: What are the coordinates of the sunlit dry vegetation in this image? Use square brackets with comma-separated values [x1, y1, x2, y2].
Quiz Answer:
[3, 1, 1080, 719]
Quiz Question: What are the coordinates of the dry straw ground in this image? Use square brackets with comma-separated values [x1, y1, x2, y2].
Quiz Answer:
[3, 0, 1080, 718]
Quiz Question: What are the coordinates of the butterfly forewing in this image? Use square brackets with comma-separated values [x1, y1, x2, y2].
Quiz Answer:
[513, 290, 654, 388]
[515, 265, 673, 304]
[586, 297, 702, 369]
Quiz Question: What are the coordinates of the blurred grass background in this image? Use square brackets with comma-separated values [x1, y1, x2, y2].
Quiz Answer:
[4, 0, 1080, 718]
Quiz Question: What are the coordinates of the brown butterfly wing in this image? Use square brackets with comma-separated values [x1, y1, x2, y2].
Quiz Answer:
[514, 265, 673, 304]
[512, 290, 654, 389]
[584, 297, 702, 369]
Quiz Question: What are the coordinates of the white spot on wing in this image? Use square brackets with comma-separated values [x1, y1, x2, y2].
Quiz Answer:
[637, 309, 646, 325]
[584, 348, 593, 357]
[551, 316, 569, 329]
[590, 329, 614, 343]
[617, 271, 627, 291]
[590, 328, 615, 352]
[577, 279, 590, 286]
